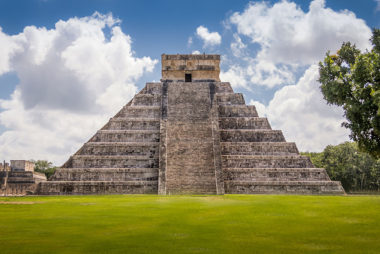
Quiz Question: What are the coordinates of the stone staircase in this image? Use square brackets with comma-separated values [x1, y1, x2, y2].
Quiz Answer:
[37, 83, 162, 195]
[216, 84, 344, 194]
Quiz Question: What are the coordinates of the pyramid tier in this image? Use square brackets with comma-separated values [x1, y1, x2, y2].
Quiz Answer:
[71, 155, 158, 168]
[78, 142, 159, 156]
[215, 82, 234, 93]
[117, 106, 160, 118]
[37, 181, 158, 195]
[221, 142, 298, 155]
[219, 105, 258, 117]
[144, 82, 162, 94]
[90, 130, 160, 142]
[224, 180, 345, 194]
[222, 155, 314, 168]
[224, 168, 330, 181]
[106, 118, 160, 130]
[50, 168, 158, 181]
[131, 94, 161, 106]
[219, 117, 271, 130]
[6, 171, 35, 184]
[220, 130, 285, 142]
[216, 93, 245, 105]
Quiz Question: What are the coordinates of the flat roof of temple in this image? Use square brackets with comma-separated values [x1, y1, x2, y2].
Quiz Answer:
[161, 54, 220, 60]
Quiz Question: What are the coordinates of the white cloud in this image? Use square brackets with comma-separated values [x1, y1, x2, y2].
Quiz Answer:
[221, 59, 295, 89]
[250, 65, 349, 152]
[0, 27, 21, 75]
[0, 12, 157, 165]
[230, 33, 247, 57]
[224, 0, 372, 89]
[196, 25, 222, 47]
[192, 50, 201, 54]
[220, 65, 249, 90]
[231, 0, 371, 65]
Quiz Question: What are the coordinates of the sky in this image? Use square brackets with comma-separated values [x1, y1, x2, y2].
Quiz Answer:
[0, 0, 379, 165]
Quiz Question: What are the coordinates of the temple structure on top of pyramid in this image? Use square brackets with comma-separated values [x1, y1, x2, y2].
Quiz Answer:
[36, 54, 345, 195]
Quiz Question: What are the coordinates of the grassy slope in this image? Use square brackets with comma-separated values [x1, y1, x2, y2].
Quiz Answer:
[0, 195, 379, 254]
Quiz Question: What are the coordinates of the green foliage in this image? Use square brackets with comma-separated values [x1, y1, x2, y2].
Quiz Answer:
[302, 142, 380, 192]
[318, 28, 380, 158]
[32, 160, 57, 179]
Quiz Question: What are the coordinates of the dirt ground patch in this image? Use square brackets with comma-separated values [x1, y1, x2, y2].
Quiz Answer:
[0, 201, 44, 205]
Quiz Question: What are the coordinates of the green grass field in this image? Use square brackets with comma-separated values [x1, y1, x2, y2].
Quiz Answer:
[0, 195, 379, 254]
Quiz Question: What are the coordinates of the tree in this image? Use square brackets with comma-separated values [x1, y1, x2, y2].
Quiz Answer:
[318, 28, 380, 158]
[302, 142, 380, 192]
[32, 160, 57, 179]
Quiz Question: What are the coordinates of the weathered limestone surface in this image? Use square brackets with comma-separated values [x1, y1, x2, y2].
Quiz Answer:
[161, 54, 220, 82]
[36, 54, 344, 195]
[1, 171, 46, 196]
[162, 82, 220, 194]
[37, 83, 162, 195]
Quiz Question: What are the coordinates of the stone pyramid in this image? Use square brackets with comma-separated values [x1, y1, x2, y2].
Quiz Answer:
[36, 54, 344, 195]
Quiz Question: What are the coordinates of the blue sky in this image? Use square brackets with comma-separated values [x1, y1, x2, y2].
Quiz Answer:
[0, 0, 379, 164]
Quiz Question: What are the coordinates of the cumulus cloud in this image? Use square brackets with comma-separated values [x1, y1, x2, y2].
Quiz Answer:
[196, 25, 222, 47]
[222, 0, 372, 88]
[231, 0, 371, 64]
[230, 33, 247, 58]
[250, 65, 349, 151]
[0, 12, 157, 164]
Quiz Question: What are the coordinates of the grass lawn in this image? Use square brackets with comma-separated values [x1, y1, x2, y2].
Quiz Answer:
[0, 195, 379, 254]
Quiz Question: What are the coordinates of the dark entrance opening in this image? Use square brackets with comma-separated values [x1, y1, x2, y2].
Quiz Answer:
[185, 73, 192, 82]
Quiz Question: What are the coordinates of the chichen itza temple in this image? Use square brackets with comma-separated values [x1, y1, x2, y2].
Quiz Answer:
[36, 54, 344, 195]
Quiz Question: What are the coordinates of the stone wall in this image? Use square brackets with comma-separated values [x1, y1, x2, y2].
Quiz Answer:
[161, 54, 220, 81]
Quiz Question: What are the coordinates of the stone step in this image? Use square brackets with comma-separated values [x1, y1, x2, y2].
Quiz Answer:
[224, 180, 345, 194]
[145, 82, 162, 95]
[79, 142, 159, 156]
[224, 168, 330, 181]
[216, 93, 245, 105]
[166, 183, 217, 195]
[222, 155, 314, 168]
[51, 168, 158, 181]
[37, 180, 158, 195]
[221, 142, 298, 155]
[131, 94, 161, 106]
[8, 171, 33, 176]
[220, 130, 285, 142]
[117, 106, 160, 118]
[91, 130, 160, 142]
[219, 105, 258, 117]
[106, 118, 160, 130]
[71, 155, 158, 168]
[215, 82, 234, 93]
[219, 117, 271, 129]
[6, 177, 35, 183]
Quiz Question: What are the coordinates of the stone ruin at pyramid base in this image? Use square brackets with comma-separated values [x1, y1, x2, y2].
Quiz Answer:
[35, 54, 344, 195]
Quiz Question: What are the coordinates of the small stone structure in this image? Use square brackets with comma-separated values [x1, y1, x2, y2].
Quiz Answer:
[36, 54, 344, 195]
[10, 160, 35, 172]
[0, 160, 46, 196]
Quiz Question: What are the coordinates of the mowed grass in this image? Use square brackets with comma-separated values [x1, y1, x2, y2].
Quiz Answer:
[0, 195, 380, 254]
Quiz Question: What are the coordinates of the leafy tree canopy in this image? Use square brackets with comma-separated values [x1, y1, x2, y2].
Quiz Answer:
[302, 142, 380, 192]
[31, 160, 57, 179]
[318, 28, 380, 158]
